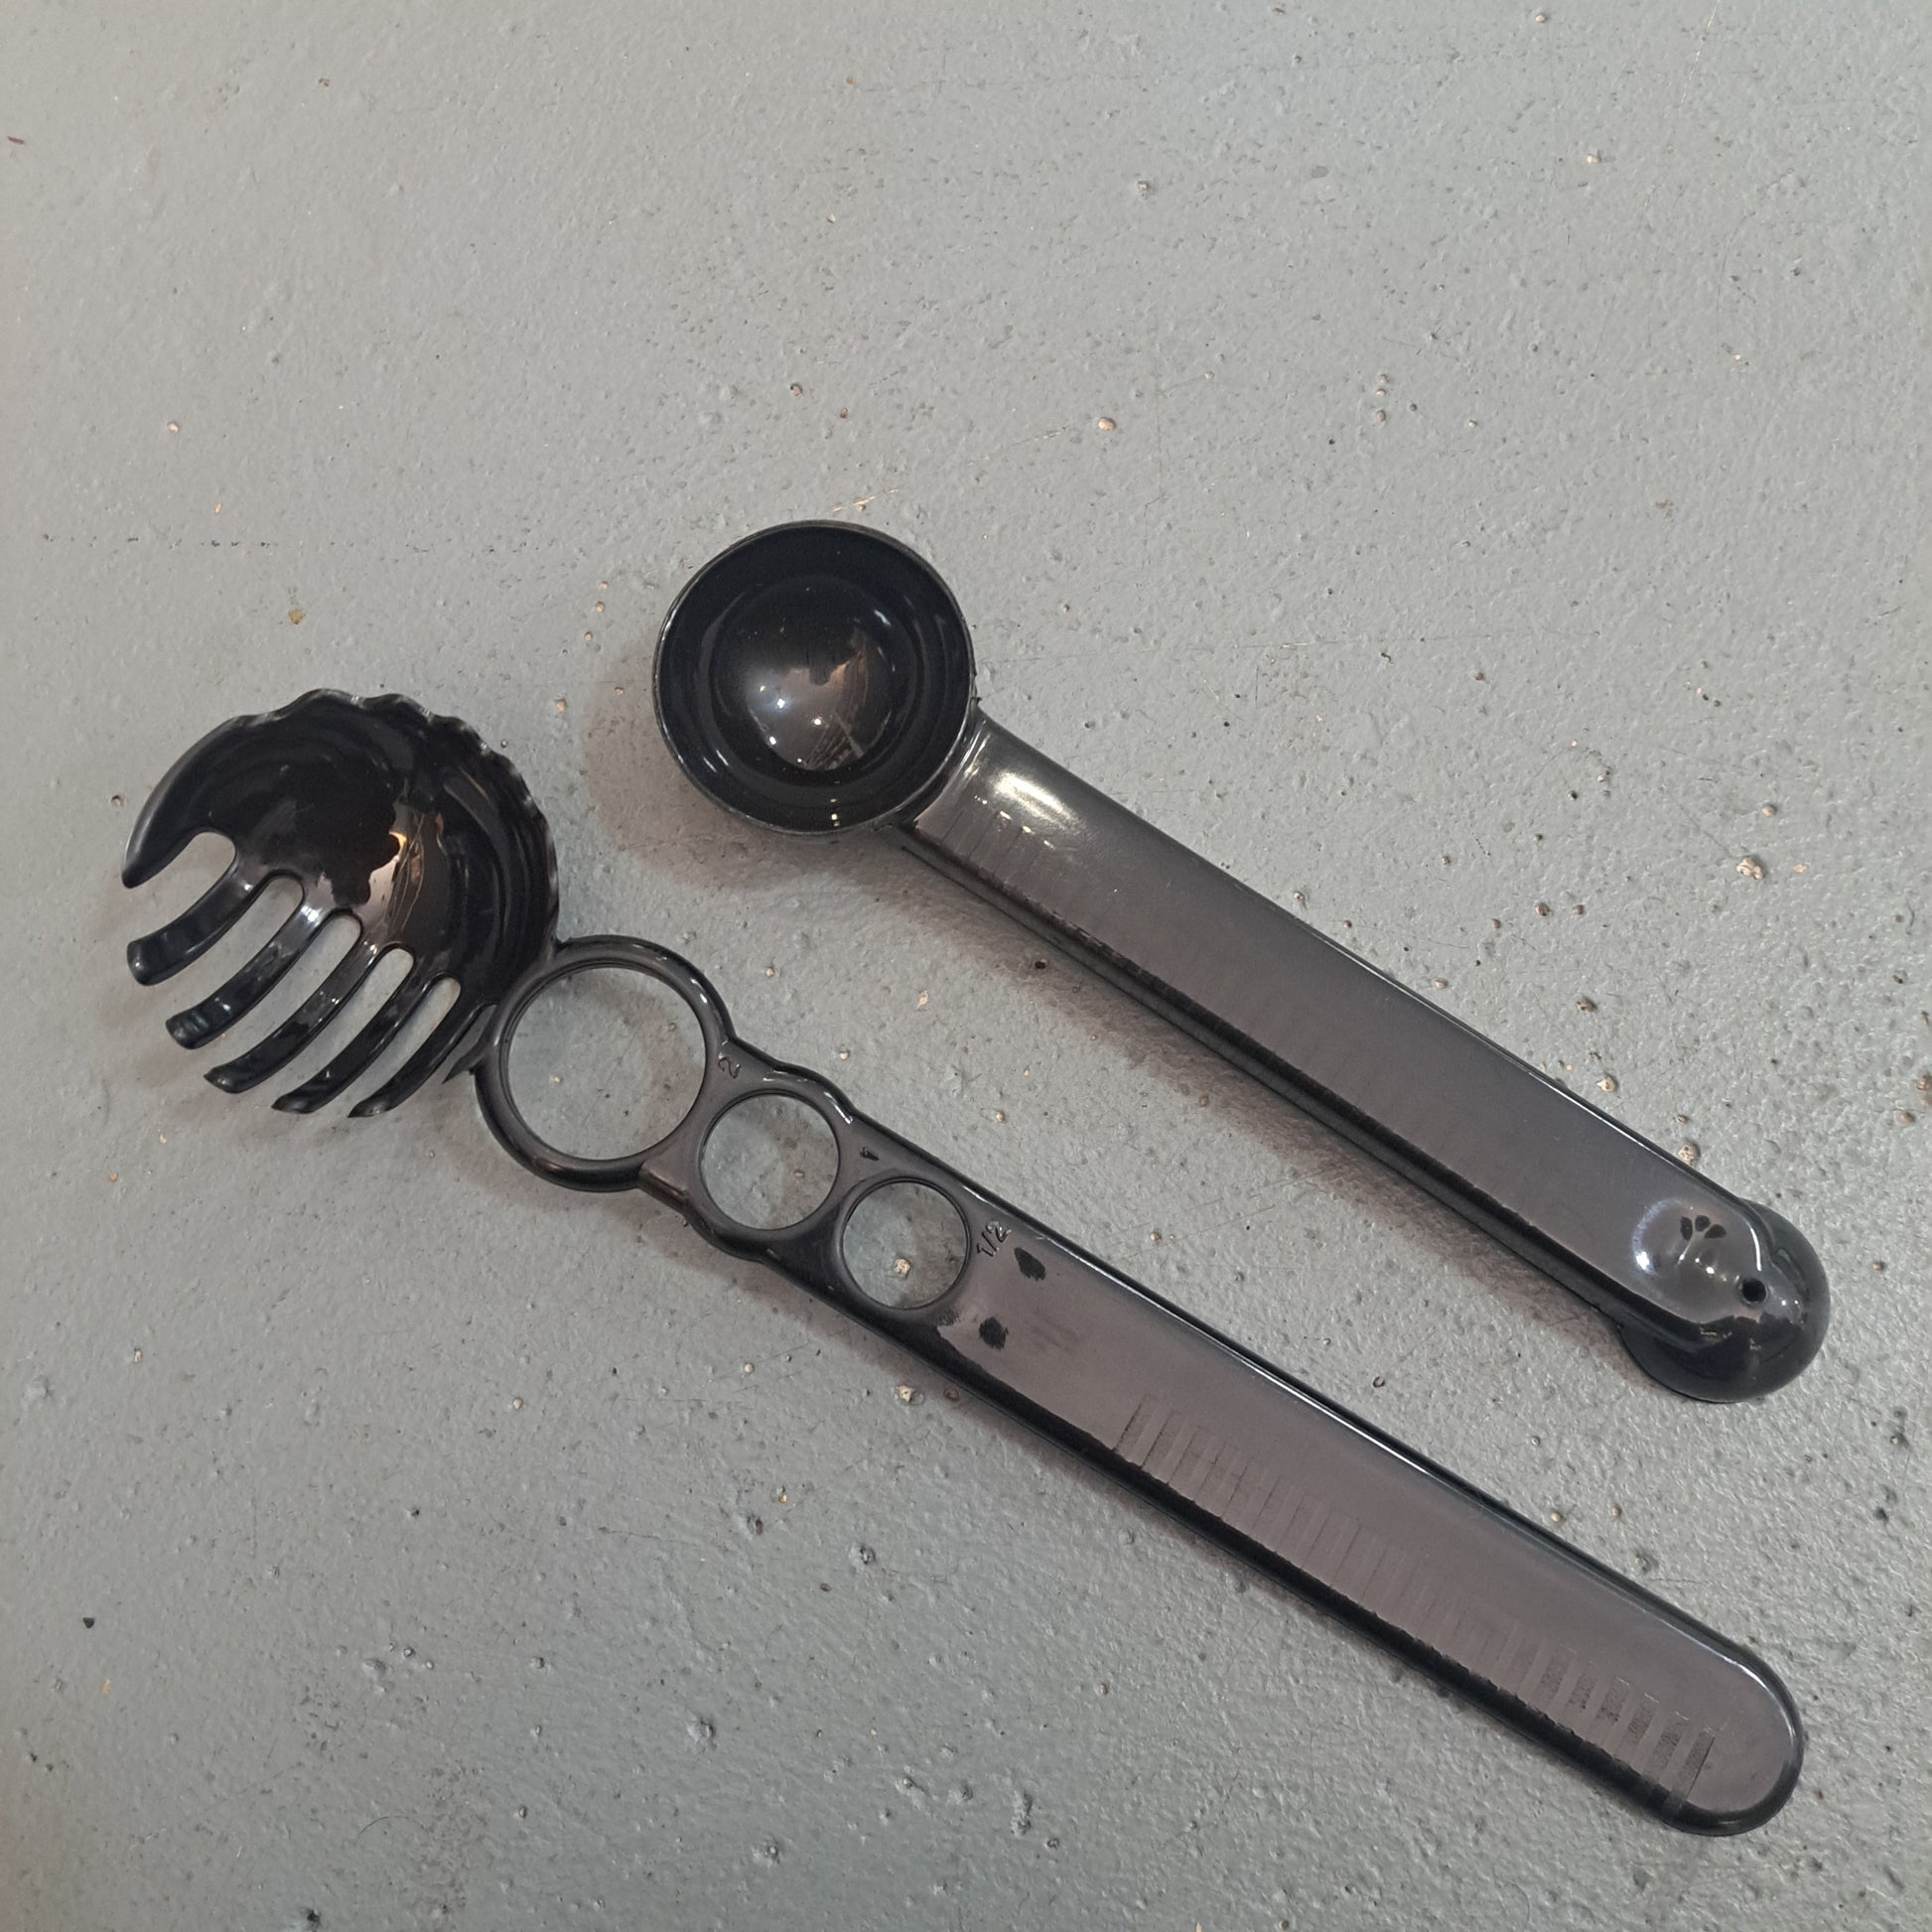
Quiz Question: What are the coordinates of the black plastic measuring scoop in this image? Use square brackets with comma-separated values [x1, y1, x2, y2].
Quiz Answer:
[654, 522, 1829, 1401]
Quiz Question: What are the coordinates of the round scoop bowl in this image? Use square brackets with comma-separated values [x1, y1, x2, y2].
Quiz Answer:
[654, 522, 977, 833]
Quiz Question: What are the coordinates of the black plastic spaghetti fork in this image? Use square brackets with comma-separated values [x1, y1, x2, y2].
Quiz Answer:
[122, 690, 1804, 1833]
[122, 690, 556, 1114]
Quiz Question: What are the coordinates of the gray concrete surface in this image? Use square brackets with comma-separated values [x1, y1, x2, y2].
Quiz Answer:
[3, 4, 1927, 1927]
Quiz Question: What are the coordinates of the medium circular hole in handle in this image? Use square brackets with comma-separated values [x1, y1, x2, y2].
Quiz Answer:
[500, 965, 708, 1164]
[842, 1181, 970, 1310]
[699, 1093, 840, 1229]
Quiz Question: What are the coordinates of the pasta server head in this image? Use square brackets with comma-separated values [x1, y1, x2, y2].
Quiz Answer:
[122, 689, 557, 1116]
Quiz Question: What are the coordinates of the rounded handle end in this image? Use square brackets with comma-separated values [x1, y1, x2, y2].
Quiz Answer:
[1654, 1646, 1805, 1835]
[1621, 1203, 1829, 1401]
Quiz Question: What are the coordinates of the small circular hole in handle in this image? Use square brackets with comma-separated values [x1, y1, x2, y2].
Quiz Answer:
[842, 1181, 970, 1310]
[500, 965, 708, 1164]
[699, 1094, 840, 1229]
[1740, 1278, 1767, 1305]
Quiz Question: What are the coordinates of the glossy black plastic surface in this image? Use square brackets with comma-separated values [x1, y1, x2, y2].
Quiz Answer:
[123, 690, 558, 1114]
[653, 522, 976, 832]
[121, 694, 1805, 1831]
[476, 937, 1804, 1835]
[654, 525, 1829, 1400]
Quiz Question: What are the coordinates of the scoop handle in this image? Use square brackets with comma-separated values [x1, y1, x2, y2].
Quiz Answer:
[901, 715, 1828, 1400]
[474, 937, 1803, 1835]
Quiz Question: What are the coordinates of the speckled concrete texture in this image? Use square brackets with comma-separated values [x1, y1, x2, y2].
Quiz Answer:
[3, 4, 1926, 1927]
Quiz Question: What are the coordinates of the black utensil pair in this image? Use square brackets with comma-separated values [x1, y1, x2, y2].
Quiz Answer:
[122, 522, 1826, 1833]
